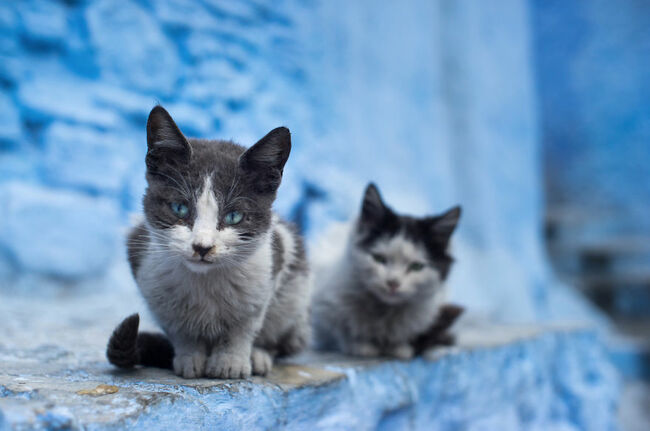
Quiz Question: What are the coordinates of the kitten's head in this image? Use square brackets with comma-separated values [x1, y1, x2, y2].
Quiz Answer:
[351, 183, 461, 304]
[142, 106, 290, 273]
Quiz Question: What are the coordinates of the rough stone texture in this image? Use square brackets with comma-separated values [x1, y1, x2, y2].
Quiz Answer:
[0, 0, 603, 325]
[0, 288, 619, 431]
[0, 182, 121, 278]
[0, 1, 627, 428]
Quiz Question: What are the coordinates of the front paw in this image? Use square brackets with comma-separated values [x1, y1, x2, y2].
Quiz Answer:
[205, 351, 252, 379]
[385, 344, 414, 360]
[251, 347, 273, 376]
[173, 352, 206, 378]
[347, 341, 381, 358]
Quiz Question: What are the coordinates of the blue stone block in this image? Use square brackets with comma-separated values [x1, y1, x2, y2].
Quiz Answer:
[86, 0, 181, 95]
[17, 76, 122, 129]
[17, 0, 67, 47]
[41, 122, 139, 194]
[0, 91, 21, 146]
[0, 182, 121, 277]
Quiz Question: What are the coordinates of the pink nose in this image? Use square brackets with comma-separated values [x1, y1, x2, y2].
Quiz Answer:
[387, 279, 400, 292]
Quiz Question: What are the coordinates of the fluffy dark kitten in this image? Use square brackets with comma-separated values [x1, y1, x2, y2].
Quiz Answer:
[107, 106, 311, 379]
[312, 183, 460, 359]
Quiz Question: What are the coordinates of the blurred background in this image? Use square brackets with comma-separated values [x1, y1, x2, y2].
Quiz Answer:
[0, 0, 648, 427]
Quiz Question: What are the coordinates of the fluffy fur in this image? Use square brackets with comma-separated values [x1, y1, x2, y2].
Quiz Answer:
[312, 184, 461, 359]
[108, 106, 311, 379]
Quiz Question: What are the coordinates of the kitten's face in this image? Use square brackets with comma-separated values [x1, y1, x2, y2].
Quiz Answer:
[352, 184, 461, 304]
[141, 106, 290, 273]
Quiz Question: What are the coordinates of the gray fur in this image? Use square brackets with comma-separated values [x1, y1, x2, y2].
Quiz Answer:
[126, 223, 148, 277]
[130, 106, 311, 378]
[312, 184, 460, 359]
[271, 230, 284, 278]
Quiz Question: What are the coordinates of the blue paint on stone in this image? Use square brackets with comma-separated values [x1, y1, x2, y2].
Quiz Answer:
[0, 0, 616, 322]
[0, 1, 629, 427]
[0, 92, 21, 147]
[0, 327, 618, 430]
[41, 122, 139, 195]
[0, 182, 121, 278]
[532, 0, 650, 237]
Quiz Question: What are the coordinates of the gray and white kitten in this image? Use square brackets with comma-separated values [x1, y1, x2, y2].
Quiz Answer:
[124, 106, 310, 379]
[312, 184, 460, 359]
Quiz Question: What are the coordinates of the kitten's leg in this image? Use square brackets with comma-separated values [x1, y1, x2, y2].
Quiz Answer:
[384, 343, 415, 360]
[169, 335, 207, 378]
[251, 347, 273, 376]
[205, 331, 255, 379]
[345, 340, 381, 358]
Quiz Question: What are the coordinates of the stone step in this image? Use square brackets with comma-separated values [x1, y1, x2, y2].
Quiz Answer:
[0, 325, 619, 430]
[0, 291, 621, 430]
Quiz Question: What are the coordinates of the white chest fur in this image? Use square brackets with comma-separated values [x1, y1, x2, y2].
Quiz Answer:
[136, 230, 274, 341]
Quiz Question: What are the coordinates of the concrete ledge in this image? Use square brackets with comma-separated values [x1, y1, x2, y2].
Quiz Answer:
[1, 321, 619, 430]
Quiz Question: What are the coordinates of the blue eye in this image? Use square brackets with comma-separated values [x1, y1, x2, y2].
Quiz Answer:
[170, 202, 189, 218]
[224, 211, 244, 225]
[408, 262, 425, 272]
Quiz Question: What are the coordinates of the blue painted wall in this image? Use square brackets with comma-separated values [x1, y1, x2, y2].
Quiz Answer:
[0, 0, 616, 323]
[532, 0, 650, 238]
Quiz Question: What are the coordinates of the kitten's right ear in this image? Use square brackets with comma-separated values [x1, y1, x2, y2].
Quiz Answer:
[239, 126, 291, 195]
[428, 205, 462, 247]
[145, 106, 191, 169]
[360, 183, 390, 225]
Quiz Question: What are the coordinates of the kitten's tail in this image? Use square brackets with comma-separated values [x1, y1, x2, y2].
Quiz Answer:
[106, 314, 174, 369]
[412, 304, 464, 355]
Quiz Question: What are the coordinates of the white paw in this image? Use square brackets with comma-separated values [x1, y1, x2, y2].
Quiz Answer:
[173, 352, 206, 378]
[386, 344, 414, 360]
[347, 342, 381, 358]
[251, 348, 273, 376]
[205, 351, 252, 379]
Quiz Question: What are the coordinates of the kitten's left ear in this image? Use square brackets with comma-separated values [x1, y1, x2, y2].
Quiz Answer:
[360, 183, 390, 224]
[239, 127, 291, 194]
[428, 206, 461, 246]
[145, 106, 192, 170]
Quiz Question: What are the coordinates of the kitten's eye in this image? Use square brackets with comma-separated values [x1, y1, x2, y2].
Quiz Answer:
[372, 253, 387, 264]
[408, 262, 425, 272]
[224, 211, 244, 225]
[170, 202, 189, 219]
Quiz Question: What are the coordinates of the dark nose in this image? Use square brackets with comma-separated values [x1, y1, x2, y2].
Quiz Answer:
[387, 279, 400, 292]
[192, 244, 213, 258]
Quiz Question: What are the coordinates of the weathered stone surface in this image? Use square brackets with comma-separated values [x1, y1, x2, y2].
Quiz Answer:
[0, 289, 619, 430]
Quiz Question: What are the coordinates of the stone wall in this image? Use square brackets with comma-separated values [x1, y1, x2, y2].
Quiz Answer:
[0, 0, 311, 279]
[0, 0, 599, 323]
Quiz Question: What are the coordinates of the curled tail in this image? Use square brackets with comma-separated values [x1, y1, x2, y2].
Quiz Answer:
[412, 304, 464, 355]
[106, 314, 174, 369]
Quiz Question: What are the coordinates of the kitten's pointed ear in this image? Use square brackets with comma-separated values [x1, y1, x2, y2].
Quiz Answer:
[360, 183, 390, 225]
[429, 206, 461, 246]
[146, 106, 191, 169]
[239, 127, 291, 194]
